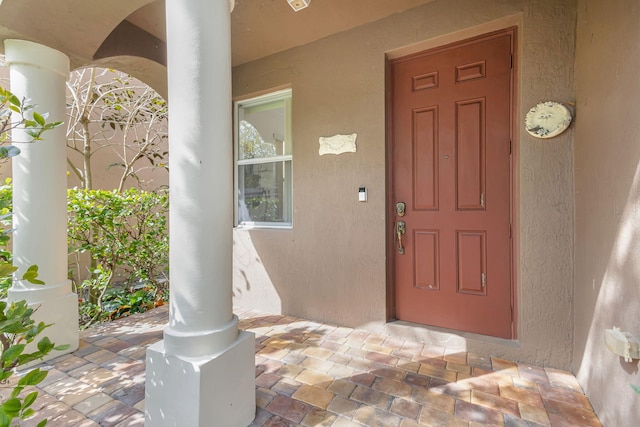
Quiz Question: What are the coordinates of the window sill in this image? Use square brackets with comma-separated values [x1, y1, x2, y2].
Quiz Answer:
[235, 223, 293, 231]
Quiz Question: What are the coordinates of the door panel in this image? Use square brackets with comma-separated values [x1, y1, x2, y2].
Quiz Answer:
[456, 98, 485, 211]
[414, 230, 439, 290]
[414, 107, 439, 211]
[391, 30, 514, 339]
[456, 230, 487, 296]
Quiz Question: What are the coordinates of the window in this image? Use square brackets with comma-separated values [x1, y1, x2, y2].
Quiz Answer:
[235, 89, 292, 227]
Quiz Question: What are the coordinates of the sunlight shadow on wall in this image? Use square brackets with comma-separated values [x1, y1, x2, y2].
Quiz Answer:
[233, 229, 282, 314]
[575, 158, 640, 424]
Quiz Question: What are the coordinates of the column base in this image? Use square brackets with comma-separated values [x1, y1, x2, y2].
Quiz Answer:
[8, 284, 79, 362]
[145, 330, 256, 427]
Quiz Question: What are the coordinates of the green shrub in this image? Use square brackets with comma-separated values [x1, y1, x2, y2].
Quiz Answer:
[67, 187, 169, 327]
[0, 182, 170, 327]
[0, 178, 13, 299]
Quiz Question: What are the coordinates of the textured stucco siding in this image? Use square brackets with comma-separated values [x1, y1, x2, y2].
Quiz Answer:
[573, 0, 640, 425]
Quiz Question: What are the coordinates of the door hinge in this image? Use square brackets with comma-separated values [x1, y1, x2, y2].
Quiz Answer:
[480, 193, 485, 208]
[509, 224, 512, 238]
[510, 54, 514, 69]
[481, 272, 487, 287]
[509, 140, 512, 155]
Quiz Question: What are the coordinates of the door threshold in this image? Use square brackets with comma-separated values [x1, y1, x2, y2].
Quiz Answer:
[384, 319, 521, 354]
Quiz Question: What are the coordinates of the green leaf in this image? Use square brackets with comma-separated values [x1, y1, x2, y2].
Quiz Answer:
[20, 408, 35, 420]
[0, 410, 11, 427]
[8, 94, 20, 106]
[37, 419, 47, 427]
[43, 121, 62, 130]
[32, 112, 45, 126]
[22, 265, 45, 285]
[631, 383, 640, 395]
[1, 344, 25, 362]
[37, 336, 54, 353]
[19, 369, 48, 386]
[0, 263, 18, 278]
[23, 391, 38, 409]
[9, 386, 23, 399]
[0, 145, 20, 160]
[24, 129, 41, 139]
[1, 398, 21, 416]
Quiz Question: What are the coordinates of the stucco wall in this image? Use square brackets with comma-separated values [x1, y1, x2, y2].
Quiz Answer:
[573, 0, 640, 424]
[233, 0, 576, 369]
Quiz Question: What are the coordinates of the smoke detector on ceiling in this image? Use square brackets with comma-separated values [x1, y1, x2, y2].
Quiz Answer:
[287, 0, 310, 11]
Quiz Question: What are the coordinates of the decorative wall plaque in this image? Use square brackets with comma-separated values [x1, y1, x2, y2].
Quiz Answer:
[524, 101, 572, 139]
[319, 133, 357, 156]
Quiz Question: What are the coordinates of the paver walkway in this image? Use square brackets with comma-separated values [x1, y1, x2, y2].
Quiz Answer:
[16, 305, 602, 426]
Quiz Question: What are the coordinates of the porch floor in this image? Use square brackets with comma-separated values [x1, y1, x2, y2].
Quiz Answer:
[21, 305, 602, 427]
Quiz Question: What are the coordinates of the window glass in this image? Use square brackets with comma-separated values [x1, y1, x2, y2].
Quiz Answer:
[235, 89, 292, 227]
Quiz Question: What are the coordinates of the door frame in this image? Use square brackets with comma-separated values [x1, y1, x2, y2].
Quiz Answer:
[385, 27, 519, 339]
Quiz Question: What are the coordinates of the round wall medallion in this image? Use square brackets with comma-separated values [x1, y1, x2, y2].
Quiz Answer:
[524, 101, 572, 139]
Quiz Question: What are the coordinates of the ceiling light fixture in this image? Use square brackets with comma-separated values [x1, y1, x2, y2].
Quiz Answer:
[287, 0, 310, 12]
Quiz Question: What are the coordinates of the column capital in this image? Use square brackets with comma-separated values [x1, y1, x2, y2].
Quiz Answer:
[4, 39, 70, 80]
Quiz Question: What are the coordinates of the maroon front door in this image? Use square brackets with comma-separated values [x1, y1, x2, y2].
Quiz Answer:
[390, 29, 515, 338]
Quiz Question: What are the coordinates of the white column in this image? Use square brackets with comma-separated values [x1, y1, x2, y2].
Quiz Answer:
[4, 40, 78, 357]
[145, 0, 255, 425]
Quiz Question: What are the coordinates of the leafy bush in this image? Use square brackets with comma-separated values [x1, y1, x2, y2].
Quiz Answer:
[0, 267, 69, 427]
[67, 187, 169, 327]
[0, 179, 13, 298]
[0, 182, 170, 327]
[0, 302, 67, 427]
[102, 286, 163, 320]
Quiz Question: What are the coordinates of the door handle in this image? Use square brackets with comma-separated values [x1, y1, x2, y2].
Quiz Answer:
[396, 221, 406, 255]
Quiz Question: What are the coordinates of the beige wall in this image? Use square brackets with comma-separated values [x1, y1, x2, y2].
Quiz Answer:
[573, 0, 640, 424]
[233, 0, 577, 369]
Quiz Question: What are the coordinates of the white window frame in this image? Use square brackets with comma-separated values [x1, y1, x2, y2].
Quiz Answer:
[234, 89, 292, 228]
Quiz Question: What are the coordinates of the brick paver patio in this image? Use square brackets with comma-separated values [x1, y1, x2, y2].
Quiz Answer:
[16, 305, 602, 426]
